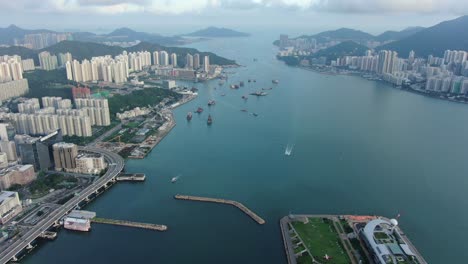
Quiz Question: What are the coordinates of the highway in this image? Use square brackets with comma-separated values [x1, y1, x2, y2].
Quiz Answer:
[0, 147, 125, 264]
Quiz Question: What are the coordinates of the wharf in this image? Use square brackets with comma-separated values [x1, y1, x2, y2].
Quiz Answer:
[91, 218, 167, 231]
[174, 194, 265, 225]
[116, 173, 146, 182]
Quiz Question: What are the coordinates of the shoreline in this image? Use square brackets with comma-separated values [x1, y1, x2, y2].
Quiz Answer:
[282, 61, 468, 106]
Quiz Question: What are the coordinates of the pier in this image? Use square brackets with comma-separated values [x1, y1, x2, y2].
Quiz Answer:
[91, 218, 167, 231]
[174, 194, 265, 225]
[116, 173, 146, 182]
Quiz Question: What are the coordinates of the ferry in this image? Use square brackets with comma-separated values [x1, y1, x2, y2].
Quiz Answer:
[186, 112, 192, 121]
[208, 100, 216, 106]
[207, 115, 213, 125]
[250, 91, 268, 96]
[272, 79, 279, 84]
[196, 107, 204, 113]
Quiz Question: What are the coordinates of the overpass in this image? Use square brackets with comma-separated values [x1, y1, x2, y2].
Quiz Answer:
[0, 147, 125, 264]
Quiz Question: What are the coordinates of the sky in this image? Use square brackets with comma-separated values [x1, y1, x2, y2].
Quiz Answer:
[0, 0, 464, 35]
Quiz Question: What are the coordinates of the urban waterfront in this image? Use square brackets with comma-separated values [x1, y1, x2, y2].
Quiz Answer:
[25, 32, 468, 264]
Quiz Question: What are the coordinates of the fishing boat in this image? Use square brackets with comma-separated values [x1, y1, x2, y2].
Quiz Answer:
[208, 100, 216, 106]
[250, 91, 268, 96]
[196, 107, 204, 113]
[186, 112, 192, 121]
[207, 115, 213, 125]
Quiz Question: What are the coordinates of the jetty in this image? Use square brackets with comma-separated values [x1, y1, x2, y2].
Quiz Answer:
[174, 194, 265, 225]
[116, 173, 146, 182]
[91, 218, 167, 231]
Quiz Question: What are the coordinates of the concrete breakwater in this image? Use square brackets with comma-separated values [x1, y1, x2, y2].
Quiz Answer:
[91, 218, 168, 231]
[174, 194, 265, 225]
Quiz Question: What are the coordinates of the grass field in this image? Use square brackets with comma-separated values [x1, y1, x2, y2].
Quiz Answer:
[292, 218, 351, 264]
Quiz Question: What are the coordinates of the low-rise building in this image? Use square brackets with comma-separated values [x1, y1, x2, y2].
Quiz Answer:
[75, 153, 107, 175]
[0, 164, 36, 189]
[0, 191, 22, 224]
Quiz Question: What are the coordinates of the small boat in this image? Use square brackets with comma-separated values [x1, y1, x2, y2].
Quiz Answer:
[171, 176, 179, 183]
[252, 113, 258, 117]
[253, 58, 258, 62]
[221, 93, 226, 96]
[262, 87, 273, 90]
[240, 81, 245, 87]
[191, 87, 198, 92]
[253, 79, 256, 83]
[240, 109, 248, 112]
[207, 115, 213, 125]
[250, 91, 268, 96]
[285, 144, 294, 156]
[186, 112, 192, 121]
[242, 95, 248, 100]
[196, 107, 204, 113]
[248, 79, 252, 83]
[272, 79, 279, 84]
[208, 100, 216, 106]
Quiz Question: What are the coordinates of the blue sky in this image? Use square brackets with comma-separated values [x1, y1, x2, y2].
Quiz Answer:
[0, 0, 463, 35]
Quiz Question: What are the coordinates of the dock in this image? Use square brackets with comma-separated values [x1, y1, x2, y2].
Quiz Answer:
[174, 194, 265, 225]
[91, 218, 167, 231]
[116, 173, 146, 182]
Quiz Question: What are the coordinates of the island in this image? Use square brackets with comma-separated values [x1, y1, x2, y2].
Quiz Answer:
[280, 214, 427, 264]
[182, 27, 250, 38]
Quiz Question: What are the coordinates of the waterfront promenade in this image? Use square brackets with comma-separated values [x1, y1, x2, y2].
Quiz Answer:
[174, 195, 265, 224]
[0, 147, 125, 264]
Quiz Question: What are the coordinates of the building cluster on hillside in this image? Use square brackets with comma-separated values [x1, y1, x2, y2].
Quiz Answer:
[0, 97, 110, 137]
[0, 55, 29, 102]
[116, 107, 151, 120]
[14, 32, 72, 50]
[330, 49, 468, 90]
[38, 51, 72, 71]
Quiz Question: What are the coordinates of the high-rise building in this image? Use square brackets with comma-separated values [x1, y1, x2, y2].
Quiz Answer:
[38, 51, 58, 71]
[0, 141, 18, 162]
[21, 59, 35, 71]
[57, 52, 72, 67]
[170, 53, 177, 67]
[203, 55, 210, 73]
[185, 54, 193, 69]
[152, 51, 159, 65]
[160, 51, 169, 66]
[52, 142, 78, 172]
[193, 53, 200, 69]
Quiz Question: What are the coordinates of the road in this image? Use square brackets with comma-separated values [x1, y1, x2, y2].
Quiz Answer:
[0, 147, 124, 264]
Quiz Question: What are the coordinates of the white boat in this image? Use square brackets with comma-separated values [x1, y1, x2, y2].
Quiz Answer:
[171, 176, 179, 183]
[285, 144, 294, 156]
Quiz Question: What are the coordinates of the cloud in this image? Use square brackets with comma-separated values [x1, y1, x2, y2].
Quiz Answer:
[1, 0, 467, 15]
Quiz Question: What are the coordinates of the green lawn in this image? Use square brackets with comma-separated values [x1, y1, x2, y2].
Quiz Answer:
[292, 218, 351, 264]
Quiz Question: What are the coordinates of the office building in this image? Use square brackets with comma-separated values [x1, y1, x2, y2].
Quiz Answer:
[53, 142, 78, 171]
[17, 130, 62, 171]
[0, 191, 22, 224]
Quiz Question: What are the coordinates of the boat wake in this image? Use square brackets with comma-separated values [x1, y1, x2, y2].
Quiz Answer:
[171, 174, 181, 183]
[285, 144, 294, 156]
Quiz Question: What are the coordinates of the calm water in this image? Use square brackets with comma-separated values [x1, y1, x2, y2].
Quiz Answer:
[26, 33, 468, 264]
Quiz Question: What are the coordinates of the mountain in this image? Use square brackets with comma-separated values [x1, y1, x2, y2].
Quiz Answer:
[378, 15, 468, 57]
[375, 26, 425, 42]
[311, 41, 368, 61]
[72, 27, 186, 46]
[0, 40, 236, 66]
[0, 24, 56, 45]
[183, 27, 250, 37]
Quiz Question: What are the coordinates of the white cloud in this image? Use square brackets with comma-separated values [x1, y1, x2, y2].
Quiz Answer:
[1, 0, 468, 15]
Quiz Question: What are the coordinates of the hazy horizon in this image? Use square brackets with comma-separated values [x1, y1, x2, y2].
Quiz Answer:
[0, 1, 464, 36]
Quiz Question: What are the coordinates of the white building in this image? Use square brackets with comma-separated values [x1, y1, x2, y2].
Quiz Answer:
[0, 191, 22, 224]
